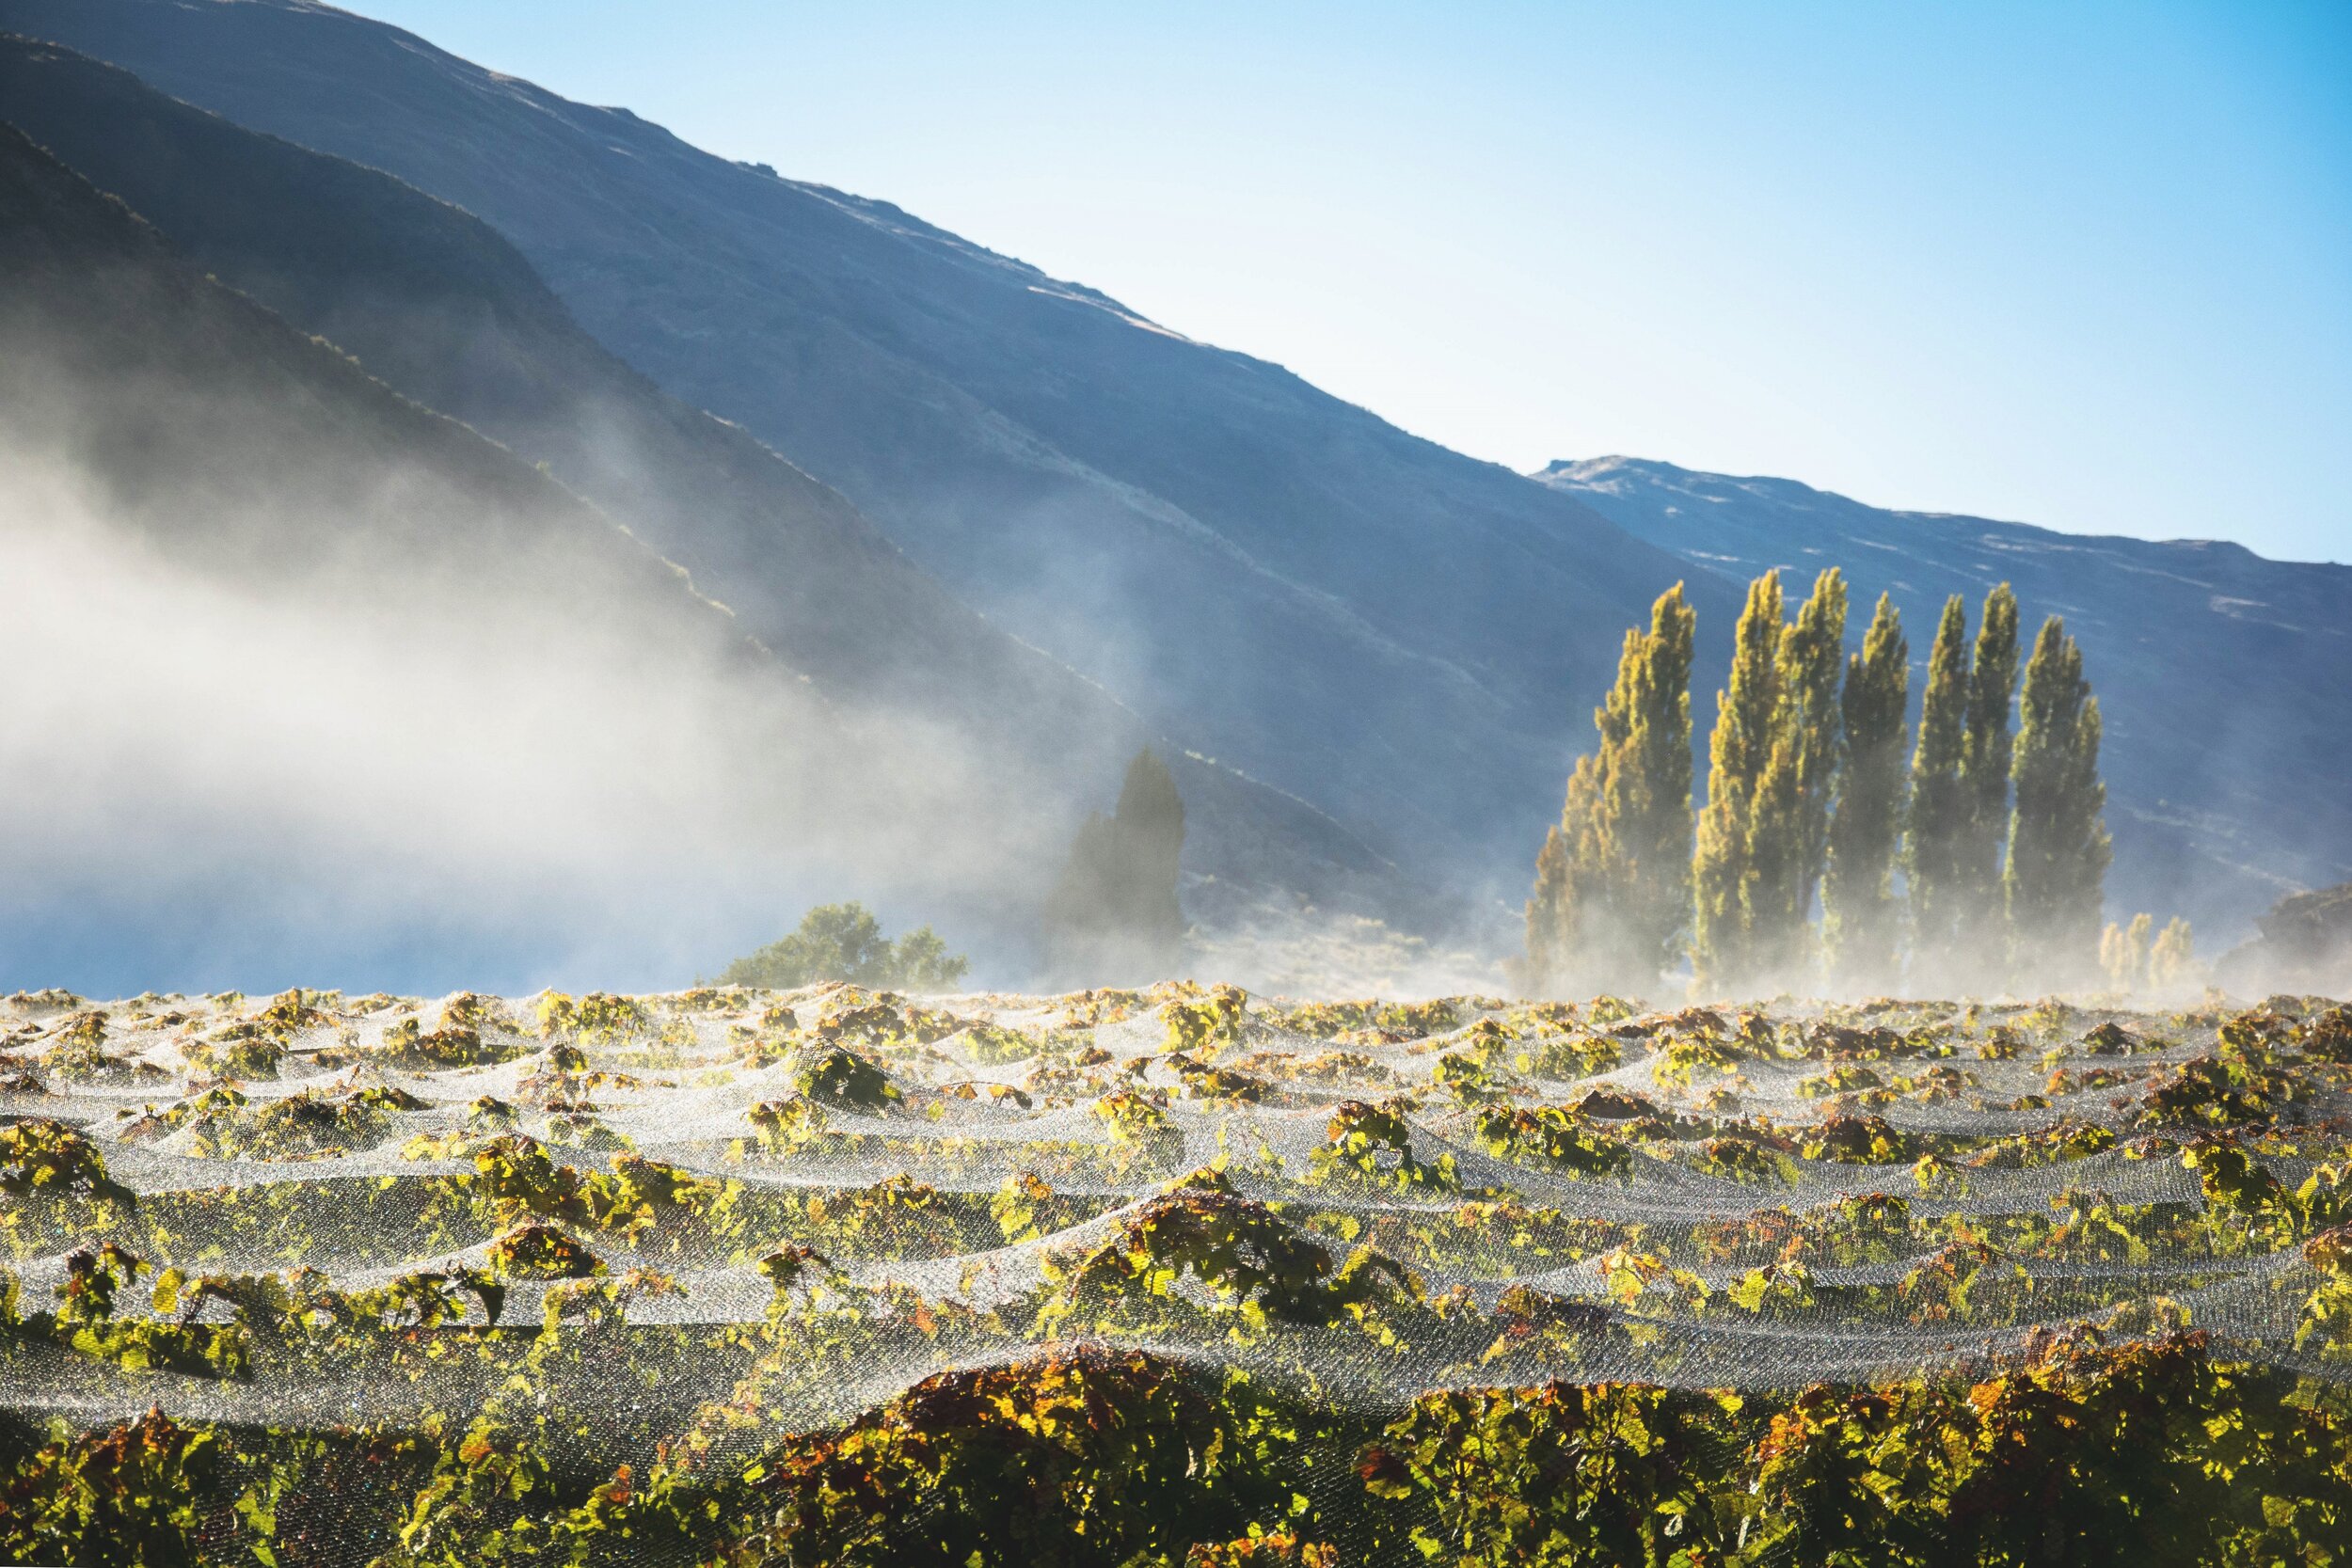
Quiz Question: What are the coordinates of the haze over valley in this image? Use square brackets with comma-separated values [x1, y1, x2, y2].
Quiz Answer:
[0, 0, 2345, 996]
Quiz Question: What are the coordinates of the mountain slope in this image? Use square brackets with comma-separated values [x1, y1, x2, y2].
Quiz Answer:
[0, 33, 1073, 733]
[0, 33, 1400, 927]
[0, 119, 730, 650]
[0, 119, 829, 987]
[0, 0, 1735, 895]
[1539, 456, 2352, 938]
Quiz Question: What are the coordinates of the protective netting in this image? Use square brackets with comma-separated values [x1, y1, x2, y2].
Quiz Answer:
[4, 980, 2350, 1563]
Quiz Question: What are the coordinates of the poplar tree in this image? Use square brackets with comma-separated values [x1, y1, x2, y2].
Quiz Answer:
[2004, 616, 2110, 986]
[1729, 568, 1848, 983]
[1957, 583, 2022, 974]
[1043, 747, 1187, 982]
[1823, 593, 1909, 991]
[1692, 571, 1785, 993]
[1777, 568, 1850, 924]
[1907, 595, 1971, 970]
[1743, 733, 1807, 981]
[2150, 917, 2195, 990]
[1525, 584, 1695, 994]
[2101, 912, 2153, 991]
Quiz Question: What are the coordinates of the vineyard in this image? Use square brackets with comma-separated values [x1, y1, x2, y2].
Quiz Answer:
[3, 980, 2350, 1565]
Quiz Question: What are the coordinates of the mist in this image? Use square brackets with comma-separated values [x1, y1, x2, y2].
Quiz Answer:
[0, 444, 1069, 996]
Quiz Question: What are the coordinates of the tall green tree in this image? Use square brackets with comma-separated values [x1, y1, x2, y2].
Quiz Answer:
[1778, 573, 1853, 926]
[1823, 593, 1909, 991]
[2101, 912, 2153, 990]
[1043, 747, 1187, 983]
[1907, 594, 1971, 965]
[2005, 615, 2110, 987]
[1692, 571, 1785, 992]
[1743, 732, 1808, 982]
[1776, 569, 1850, 927]
[2150, 916, 2196, 990]
[1525, 584, 1696, 995]
[1957, 582, 2022, 974]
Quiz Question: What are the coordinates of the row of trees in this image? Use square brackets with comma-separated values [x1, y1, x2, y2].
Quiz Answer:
[1527, 569, 2111, 998]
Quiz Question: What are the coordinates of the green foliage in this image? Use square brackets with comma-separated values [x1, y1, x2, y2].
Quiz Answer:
[1526, 582, 1697, 996]
[792, 1044, 903, 1111]
[2102, 911, 2154, 990]
[1693, 571, 1787, 991]
[1476, 1103, 1635, 1179]
[1906, 593, 1974, 969]
[1956, 582, 2023, 976]
[1692, 570, 1846, 990]
[1823, 592, 1909, 990]
[1776, 567, 1850, 939]
[2149, 915, 2196, 989]
[2006, 615, 2112, 987]
[1164, 984, 1248, 1053]
[1359, 1381, 1728, 1565]
[720, 901, 970, 992]
[380, 1022, 526, 1069]
[1, 1116, 122, 1198]
[1311, 1101, 1457, 1193]
[1045, 747, 1189, 983]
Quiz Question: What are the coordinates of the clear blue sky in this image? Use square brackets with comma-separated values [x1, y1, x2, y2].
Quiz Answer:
[340, 0, 2351, 562]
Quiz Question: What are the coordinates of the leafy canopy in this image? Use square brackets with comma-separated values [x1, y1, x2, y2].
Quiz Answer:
[719, 902, 968, 992]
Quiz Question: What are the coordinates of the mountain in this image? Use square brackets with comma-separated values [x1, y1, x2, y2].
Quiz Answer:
[0, 33, 1400, 932]
[0, 117, 818, 987]
[0, 119, 734, 657]
[1538, 456, 2352, 938]
[8, 0, 2340, 959]
[0, 0, 1734, 905]
[2214, 881, 2352, 996]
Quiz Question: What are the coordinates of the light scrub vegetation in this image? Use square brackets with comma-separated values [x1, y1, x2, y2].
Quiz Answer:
[719, 904, 968, 993]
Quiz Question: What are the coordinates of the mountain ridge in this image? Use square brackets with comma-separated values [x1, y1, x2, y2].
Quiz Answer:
[1543, 456, 2298, 565]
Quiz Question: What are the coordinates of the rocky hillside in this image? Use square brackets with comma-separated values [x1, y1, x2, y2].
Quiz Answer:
[8, 0, 2344, 953]
[0, 34, 1401, 933]
[0, 0, 1730, 900]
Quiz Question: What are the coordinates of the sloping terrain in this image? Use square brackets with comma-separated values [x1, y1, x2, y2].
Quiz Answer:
[0, 0, 1734, 894]
[0, 119, 945, 985]
[1, 126, 1176, 992]
[3, 980, 2349, 1562]
[8, 1, 2345, 960]
[1540, 457, 2352, 939]
[0, 36, 1400, 931]
[0, 119, 739, 655]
